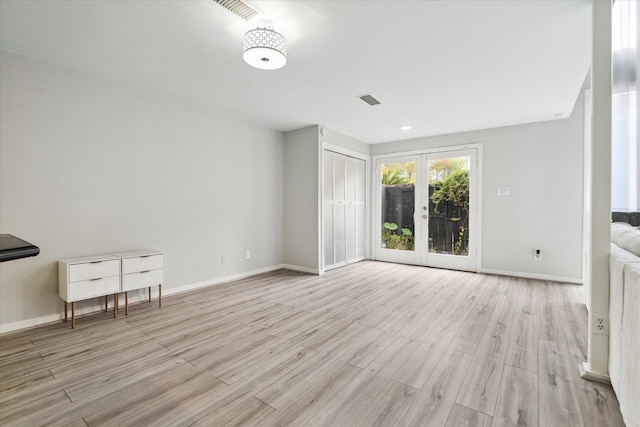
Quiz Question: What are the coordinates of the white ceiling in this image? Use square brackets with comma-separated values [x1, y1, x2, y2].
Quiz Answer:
[0, 0, 591, 144]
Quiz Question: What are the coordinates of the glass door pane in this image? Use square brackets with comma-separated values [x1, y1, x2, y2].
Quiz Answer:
[422, 149, 477, 272]
[427, 156, 470, 255]
[380, 160, 416, 252]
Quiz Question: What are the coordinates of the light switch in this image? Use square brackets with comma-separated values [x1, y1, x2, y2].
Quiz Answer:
[497, 186, 510, 196]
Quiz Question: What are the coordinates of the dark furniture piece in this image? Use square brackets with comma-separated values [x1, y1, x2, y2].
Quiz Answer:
[612, 212, 640, 227]
[0, 234, 40, 262]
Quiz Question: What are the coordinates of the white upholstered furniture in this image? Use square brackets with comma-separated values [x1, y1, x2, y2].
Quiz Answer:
[608, 222, 640, 427]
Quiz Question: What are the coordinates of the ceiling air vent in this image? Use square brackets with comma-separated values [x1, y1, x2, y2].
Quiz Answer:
[214, 0, 259, 21]
[358, 94, 381, 106]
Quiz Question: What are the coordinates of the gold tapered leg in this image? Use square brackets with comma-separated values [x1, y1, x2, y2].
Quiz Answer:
[125, 292, 129, 315]
[64, 301, 68, 322]
[105, 295, 108, 312]
[159, 284, 162, 307]
[71, 302, 75, 329]
[148, 286, 151, 302]
[114, 294, 118, 318]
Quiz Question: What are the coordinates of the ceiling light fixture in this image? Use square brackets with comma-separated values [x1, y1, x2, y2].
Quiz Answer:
[399, 125, 412, 130]
[243, 20, 287, 70]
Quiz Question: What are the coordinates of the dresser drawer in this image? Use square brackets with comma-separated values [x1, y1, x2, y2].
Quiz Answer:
[122, 254, 164, 274]
[122, 269, 164, 292]
[69, 259, 120, 282]
[68, 276, 120, 301]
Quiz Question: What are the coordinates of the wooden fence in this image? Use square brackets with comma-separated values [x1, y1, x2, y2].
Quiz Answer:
[381, 185, 469, 255]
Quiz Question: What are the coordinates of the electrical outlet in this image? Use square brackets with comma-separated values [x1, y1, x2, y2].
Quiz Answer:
[534, 249, 542, 261]
[245, 250, 251, 260]
[592, 313, 609, 335]
[221, 254, 227, 264]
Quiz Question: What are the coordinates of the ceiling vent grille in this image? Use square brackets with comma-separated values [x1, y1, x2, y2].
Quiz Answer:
[214, 0, 259, 21]
[358, 94, 381, 106]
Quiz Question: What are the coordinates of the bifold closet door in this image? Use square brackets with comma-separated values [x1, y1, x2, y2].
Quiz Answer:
[345, 159, 357, 262]
[333, 155, 347, 267]
[323, 151, 336, 269]
[323, 150, 366, 271]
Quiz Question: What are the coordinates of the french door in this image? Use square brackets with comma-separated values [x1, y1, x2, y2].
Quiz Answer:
[375, 148, 478, 271]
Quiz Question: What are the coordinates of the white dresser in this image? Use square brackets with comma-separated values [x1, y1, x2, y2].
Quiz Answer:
[59, 250, 165, 328]
[114, 250, 164, 315]
[59, 254, 121, 328]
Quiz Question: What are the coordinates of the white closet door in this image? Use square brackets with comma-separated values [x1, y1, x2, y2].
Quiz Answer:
[333, 156, 347, 266]
[355, 160, 366, 259]
[355, 160, 366, 202]
[356, 204, 366, 259]
[333, 203, 346, 266]
[333, 156, 346, 200]
[323, 151, 335, 268]
[345, 159, 356, 201]
[345, 158, 357, 262]
[323, 150, 366, 271]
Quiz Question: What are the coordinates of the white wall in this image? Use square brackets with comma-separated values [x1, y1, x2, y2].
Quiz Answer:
[283, 125, 320, 273]
[371, 90, 585, 282]
[0, 51, 285, 330]
[321, 127, 371, 156]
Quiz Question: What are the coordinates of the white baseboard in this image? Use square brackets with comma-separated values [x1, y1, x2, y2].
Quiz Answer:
[580, 361, 611, 384]
[282, 264, 320, 275]
[479, 268, 582, 284]
[0, 289, 165, 334]
[0, 264, 287, 334]
[164, 264, 286, 297]
[0, 313, 64, 334]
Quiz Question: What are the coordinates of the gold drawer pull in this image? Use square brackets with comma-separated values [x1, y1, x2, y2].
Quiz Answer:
[140, 270, 151, 273]
[90, 278, 102, 281]
[90, 261, 103, 264]
[140, 255, 150, 258]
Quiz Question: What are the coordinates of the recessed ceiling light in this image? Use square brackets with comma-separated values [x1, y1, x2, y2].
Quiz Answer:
[554, 112, 565, 119]
[399, 125, 412, 131]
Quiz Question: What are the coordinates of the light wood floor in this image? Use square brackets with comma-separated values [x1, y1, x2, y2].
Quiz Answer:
[0, 261, 626, 426]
